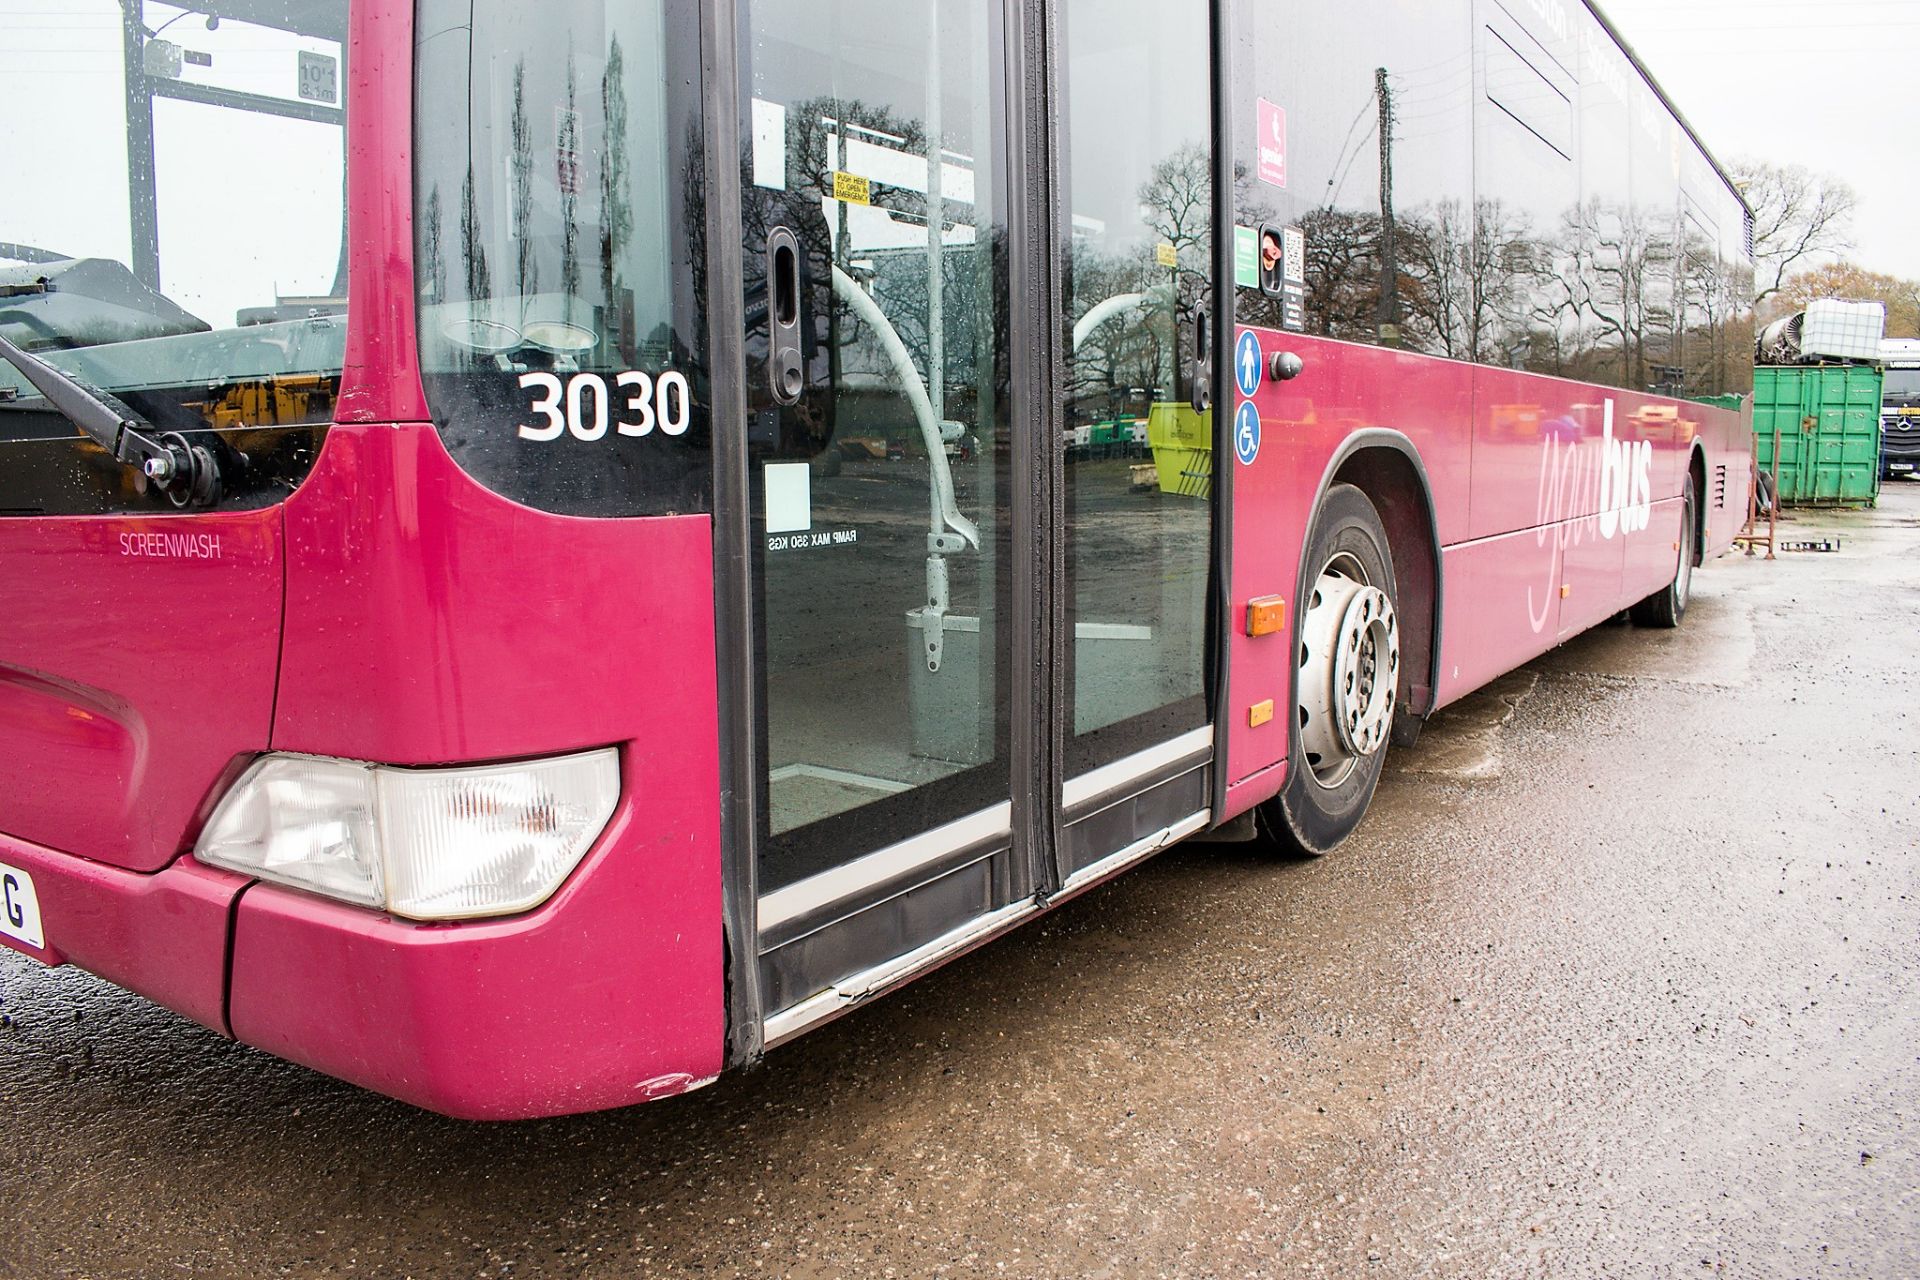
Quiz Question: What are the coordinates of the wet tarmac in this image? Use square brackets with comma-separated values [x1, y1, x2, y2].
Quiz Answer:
[4, 486, 1918, 1279]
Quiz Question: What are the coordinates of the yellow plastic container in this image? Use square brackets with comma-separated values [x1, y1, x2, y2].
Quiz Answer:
[1147, 402, 1214, 499]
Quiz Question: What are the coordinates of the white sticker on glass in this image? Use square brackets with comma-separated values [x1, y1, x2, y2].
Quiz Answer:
[752, 98, 788, 191]
[764, 462, 811, 534]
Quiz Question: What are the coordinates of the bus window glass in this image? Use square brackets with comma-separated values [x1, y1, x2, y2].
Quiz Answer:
[1574, 29, 1636, 392]
[1678, 199, 1719, 397]
[1471, 1, 1579, 376]
[1715, 192, 1755, 397]
[1379, 6, 1478, 360]
[739, 0, 1012, 889]
[1629, 87, 1681, 394]
[1061, 0, 1212, 765]
[1234, 2, 1477, 357]
[414, 0, 708, 516]
[1238, 6, 1382, 343]
[0, 0, 347, 516]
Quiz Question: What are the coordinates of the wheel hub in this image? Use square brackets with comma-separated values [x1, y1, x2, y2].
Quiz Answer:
[1297, 556, 1400, 789]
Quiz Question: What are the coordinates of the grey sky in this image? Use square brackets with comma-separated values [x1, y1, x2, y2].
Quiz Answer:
[1596, 0, 1920, 281]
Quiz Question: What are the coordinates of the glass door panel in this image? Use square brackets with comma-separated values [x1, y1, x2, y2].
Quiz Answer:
[740, 0, 1012, 895]
[1060, 0, 1215, 780]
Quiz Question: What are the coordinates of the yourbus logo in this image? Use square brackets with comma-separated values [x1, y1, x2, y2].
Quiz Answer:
[1594, 401, 1654, 540]
[1530, 398, 1654, 633]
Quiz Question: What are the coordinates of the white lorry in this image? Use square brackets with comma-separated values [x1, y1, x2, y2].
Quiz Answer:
[1883, 338, 1920, 480]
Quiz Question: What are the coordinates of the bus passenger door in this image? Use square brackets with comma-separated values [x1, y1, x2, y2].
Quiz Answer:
[1052, 0, 1218, 886]
[735, 0, 1023, 1036]
[728, 0, 1220, 1044]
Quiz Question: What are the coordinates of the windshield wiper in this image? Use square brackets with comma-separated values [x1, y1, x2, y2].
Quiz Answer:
[0, 331, 222, 507]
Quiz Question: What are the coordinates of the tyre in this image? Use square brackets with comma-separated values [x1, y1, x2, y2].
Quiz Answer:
[1630, 473, 1695, 629]
[1258, 484, 1400, 857]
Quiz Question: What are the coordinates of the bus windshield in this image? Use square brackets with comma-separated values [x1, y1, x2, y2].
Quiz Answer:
[0, 0, 349, 515]
[413, 0, 710, 518]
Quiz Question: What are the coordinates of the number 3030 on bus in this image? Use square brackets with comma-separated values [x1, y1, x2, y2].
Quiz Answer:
[517, 369, 692, 442]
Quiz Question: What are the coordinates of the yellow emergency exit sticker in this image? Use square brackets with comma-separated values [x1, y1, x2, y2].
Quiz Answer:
[1155, 241, 1178, 269]
[832, 171, 871, 205]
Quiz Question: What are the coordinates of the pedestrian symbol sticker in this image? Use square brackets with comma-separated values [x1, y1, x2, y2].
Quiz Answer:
[1234, 401, 1262, 467]
[1234, 330, 1263, 399]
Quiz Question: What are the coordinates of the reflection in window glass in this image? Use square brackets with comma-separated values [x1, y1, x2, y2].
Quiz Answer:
[0, 0, 347, 516]
[1472, 9, 1579, 377]
[1230, 0, 1752, 398]
[1062, 0, 1212, 769]
[743, 0, 1011, 890]
[1234, 0, 1479, 357]
[1674, 188, 1755, 400]
[1573, 32, 1636, 391]
[414, 0, 708, 516]
[1715, 199, 1756, 397]
[1629, 99, 1681, 394]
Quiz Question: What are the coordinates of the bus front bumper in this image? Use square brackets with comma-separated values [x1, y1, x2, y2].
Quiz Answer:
[0, 832, 241, 1034]
[1, 823, 724, 1121]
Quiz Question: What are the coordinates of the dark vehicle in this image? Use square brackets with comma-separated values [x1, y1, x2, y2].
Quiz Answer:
[1882, 340, 1920, 480]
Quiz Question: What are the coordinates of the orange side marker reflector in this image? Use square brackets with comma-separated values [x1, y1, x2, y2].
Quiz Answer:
[1249, 699, 1275, 728]
[1246, 596, 1288, 637]
[1560, 584, 1572, 599]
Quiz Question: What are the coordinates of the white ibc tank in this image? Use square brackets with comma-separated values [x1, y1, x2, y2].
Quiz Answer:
[1800, 298, 1887, 362]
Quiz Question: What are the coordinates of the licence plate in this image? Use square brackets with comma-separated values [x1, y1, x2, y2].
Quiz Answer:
[1893, 462, 1914, 473]
[0, 860, 46, 952]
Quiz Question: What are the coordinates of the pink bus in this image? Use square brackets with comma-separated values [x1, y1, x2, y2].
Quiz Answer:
[0, 0, 1752, 1117]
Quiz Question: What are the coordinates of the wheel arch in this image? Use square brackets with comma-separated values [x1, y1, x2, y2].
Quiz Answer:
[1299, 431, 1444, 722]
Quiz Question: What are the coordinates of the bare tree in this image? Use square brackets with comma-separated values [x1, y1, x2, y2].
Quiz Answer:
[1565, 198, 1675, 392]
[1299, 207, 1384, 342]
[1136, 142, 1213, 355]
[1678, 220, 1753, 396]
[1068, 240, 1178, 417]
[1138, 143, 1212, 259]
[1731, 159, 1856, 307]
[1399, 197, 1547, 365]
[1397, 200, 1473, 358]
[510, 62, 537, 301]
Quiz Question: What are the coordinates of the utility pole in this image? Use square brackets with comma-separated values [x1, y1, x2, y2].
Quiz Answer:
[925, 6, 945, 427]
[1375, 66, 1400, 346]
[122, 0, 160, 291]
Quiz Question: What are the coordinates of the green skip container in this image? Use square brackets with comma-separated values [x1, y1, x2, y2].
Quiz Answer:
[1752, 364, 1884, 506]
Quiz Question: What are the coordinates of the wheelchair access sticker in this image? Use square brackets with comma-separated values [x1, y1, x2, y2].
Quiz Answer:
[1234, 401, 1262, 467]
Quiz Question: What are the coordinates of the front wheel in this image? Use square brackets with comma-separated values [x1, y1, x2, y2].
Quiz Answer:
[1259, 484, 1400, 857]
[1631, 474, 1696, 629]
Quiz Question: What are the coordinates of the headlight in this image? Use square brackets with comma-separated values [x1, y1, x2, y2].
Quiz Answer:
[195, 749, 620, 921]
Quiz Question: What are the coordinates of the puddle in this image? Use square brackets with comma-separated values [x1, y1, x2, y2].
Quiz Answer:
[1400, 671, 1540, 781]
